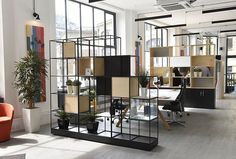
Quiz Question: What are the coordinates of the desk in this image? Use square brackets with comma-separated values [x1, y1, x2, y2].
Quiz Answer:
[158, 89, 180, 130]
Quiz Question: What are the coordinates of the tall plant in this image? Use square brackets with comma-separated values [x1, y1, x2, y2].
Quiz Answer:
[14, 50, 48, 109]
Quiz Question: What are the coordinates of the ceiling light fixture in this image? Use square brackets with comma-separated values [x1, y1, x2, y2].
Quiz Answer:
[135, 14, 172, 22]
[173, 32, 199, 36]
[220, 30, 236, 33]
[202, 6, 236, 14]
[33, 0, 40, 20]
[155, 24, 186, 29]
[89, 0, 104, 3]
[212, 18, 236, 24]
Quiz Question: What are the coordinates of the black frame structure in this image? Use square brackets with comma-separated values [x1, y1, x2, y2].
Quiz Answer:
[225, 35, 236, 93]
[49, 35, 159, 151]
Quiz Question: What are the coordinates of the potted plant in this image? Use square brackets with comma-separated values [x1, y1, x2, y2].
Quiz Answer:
[193, 67, 201, 77]
[88, 89, 96, 107]
[14, 50, 47, 133]
[66, 79, 73, 94]
[139, 71, 149, 97]
[82, 112, 99, 133]
[55, 109, 71, 130]
[72, 80, 82, 95]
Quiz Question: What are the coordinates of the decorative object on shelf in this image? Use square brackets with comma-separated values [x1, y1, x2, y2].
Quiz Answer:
[139, 72, 149, 97]
[66, 80, 73, 94]
[14, 50, 48, 133]
[193, 67, 202, 77]
[72, 80, 82, 95]
[26, 24, 45, 102]
[82, 113, 99, 134]
[199, 46, 203, 55]
[55, 109, 71, 130]
[85, 68, 92, 76]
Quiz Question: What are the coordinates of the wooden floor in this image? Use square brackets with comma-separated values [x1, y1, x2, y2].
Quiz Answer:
[1, 94, 236, 159]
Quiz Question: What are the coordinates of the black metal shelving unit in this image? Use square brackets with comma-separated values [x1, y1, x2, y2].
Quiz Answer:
[49, 35, 159, 151]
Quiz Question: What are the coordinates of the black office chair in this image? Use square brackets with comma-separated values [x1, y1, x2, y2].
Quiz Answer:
[109, 99, 129, 127]
[162, 79, 186, 126]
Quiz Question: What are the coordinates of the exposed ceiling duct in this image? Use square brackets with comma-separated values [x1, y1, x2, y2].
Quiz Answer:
[155, 0, 197, 11]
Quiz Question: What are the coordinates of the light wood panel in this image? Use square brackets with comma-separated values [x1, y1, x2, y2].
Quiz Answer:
[63, 42, 75, 58]
[65, 95, 89, 113]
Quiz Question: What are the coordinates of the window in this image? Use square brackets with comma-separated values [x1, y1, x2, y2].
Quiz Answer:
[144, 23, 168, 72]
[55, 0, 116, 87]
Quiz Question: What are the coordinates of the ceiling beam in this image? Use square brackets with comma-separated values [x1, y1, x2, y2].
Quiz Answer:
[135, 14, 172, 22]
[202, 6, 236, 14]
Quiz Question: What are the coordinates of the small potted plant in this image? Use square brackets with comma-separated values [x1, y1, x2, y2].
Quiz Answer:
[66, 79, 73, 94]
[55, 109, 71, 130]
[88, 89, 96, 107]
[82, 112, 99, 133]
[193, 68, 201, 77]
[72, 80, 82, 95]
[139, 71, 149, 97]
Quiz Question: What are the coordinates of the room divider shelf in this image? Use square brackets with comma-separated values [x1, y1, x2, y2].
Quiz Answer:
[49, 35, 159, 151]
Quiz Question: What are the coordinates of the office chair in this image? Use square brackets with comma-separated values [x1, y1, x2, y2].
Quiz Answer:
[109, 98, 129, 127]
[162, 79, 186, 126]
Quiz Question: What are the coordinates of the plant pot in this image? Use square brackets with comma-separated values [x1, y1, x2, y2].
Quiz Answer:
[198, 72, 202, 77]
[87, 121, 99, 133]
[57, 119, 69, 130]
[194, 72, 198, 77]
[141, 88, 147, 97]
[22, 107, 41, 133]
[72, 86, 79, 95]
[67, 86, 73, 94]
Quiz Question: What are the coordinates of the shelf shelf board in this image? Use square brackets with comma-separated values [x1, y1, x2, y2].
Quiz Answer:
[130, 115, 157, 121]
[132, 96, 158, 100]
[191, 77, 214, 79]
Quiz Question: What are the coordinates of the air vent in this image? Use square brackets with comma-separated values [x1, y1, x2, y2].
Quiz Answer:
[156, 0, 196, 11]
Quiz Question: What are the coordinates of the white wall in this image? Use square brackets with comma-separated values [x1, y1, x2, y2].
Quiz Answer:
[1, 0, 56, 131]
[0, 1, 5, 99]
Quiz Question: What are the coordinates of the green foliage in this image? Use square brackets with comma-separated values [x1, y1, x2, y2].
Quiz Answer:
[82, 112, 98, 123]
[55, 109, 71, 120]
[66, 80, 73, 86]
[139, 71, 149, 88]
[86, 89, 96, 101]
[14, 50, 48, 109]
[193, 67, 201, 72]
[73, 80, 82, 86]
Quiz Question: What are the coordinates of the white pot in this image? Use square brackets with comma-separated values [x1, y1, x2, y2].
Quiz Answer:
[22, 107, 41, 133]
[72, 86, 79, 95]
[141, 88, 147, 97]
[198, 72, 202, 77]
[67, 86, 73, 94]
[194, 72, 198, 77]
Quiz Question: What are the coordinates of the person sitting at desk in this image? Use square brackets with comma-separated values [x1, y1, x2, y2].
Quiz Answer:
[173, 67, 182, 86]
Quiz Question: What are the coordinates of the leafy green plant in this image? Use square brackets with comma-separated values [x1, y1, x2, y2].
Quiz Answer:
[193, 67, 201, 72]
[139, 71, 149, 88]
[14, 50, 48, 109]
[73, 80, 82, 86]
[55, 109, 71, 121]
[66, 80, 73, 86]
[82, 112, 98, 123]
[86, 89, 96, 101]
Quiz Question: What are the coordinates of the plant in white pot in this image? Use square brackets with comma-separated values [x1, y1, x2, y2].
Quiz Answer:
[72, 80, 82, 95]
[66, 80, 73, 94]
[14, 50, 47, 133]
[193, 67, 200, 77]
[139, 72, 149, 97]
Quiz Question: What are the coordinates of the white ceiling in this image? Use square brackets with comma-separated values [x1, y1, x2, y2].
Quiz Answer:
[99, 0, 236, 33]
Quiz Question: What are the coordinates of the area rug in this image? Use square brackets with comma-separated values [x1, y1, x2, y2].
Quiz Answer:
[0, 154, 25, 159]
